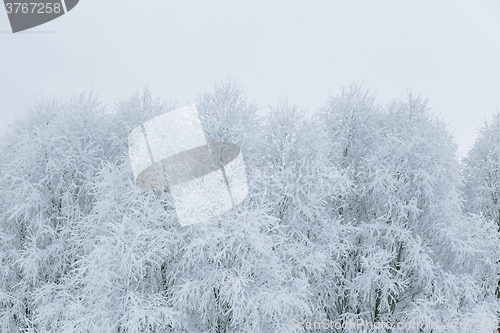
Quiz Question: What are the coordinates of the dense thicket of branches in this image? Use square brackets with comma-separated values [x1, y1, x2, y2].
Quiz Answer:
[1, 81, 499, 333]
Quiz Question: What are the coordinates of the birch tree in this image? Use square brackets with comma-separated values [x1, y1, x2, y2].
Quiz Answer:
[463, 110, 500, 333]
[0, 93, 114, 332]
[316, 85, 500, 332]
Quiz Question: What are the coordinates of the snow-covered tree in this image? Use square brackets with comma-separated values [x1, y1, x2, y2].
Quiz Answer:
[315, 84, 500, 332]
[463, 110, 500, 333]
[463, 110, 500, 225]
[0, 93, 116, 332]
[367, 94, 499, 331]
[256, 98, 355, 328]
[167, 80, 313, 333]
[1, 81, 498, 333]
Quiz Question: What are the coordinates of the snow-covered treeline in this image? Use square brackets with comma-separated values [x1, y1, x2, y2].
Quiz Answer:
[1, 80, 499, 333]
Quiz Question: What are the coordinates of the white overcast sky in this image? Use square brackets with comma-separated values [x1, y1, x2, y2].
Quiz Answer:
[1, 0, 499, 157]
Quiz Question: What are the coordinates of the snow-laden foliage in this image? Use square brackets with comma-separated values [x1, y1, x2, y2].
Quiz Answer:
[462, 110, 500, 331]
[1, 81, 498, 333]
[463, 110, 500, 225]
[312, 85, 498, 331]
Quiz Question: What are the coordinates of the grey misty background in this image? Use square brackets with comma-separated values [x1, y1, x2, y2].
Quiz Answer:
[0, 0, 499, 159]
[1, 80, 500, 333]
[1, 1, 500, 333]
